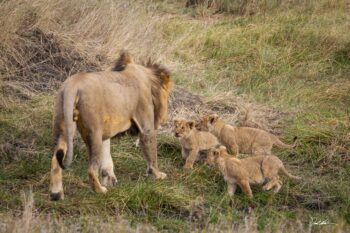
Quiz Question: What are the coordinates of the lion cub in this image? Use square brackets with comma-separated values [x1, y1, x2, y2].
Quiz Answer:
[196, 114, 297, 156]
[206, 146, 301, 198]
[174, 119, 219, 169]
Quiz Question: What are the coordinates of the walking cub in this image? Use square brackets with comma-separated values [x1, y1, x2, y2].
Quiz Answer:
[206, 146, 301, 198]
[174, 119, 219, 169]
[196, 114, 297, 156]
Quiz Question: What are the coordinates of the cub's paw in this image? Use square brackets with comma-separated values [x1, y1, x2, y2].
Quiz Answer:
[96, 186, 108, 194]
[156, 172, 167, 180]
[183, 164, 193, 170]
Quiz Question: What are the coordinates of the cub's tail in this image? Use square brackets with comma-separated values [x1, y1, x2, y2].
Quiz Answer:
[271, 135, 297, 149]
[280, 166, 301, 180]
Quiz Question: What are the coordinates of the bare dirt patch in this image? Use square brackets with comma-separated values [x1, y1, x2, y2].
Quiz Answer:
[164, 87, 288, 135]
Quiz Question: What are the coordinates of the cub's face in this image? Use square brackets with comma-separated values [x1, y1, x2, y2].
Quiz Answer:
[206, 146, 227, 166]
[196, 114, 219, 131]
[173, 119, 195, 138]
[195, 117, 209, 131]
[206, 149, 218, 166]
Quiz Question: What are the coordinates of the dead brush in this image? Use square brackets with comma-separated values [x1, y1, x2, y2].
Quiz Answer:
[0, 0, 165, 97]
[185, 0, 315, 16]
[1, 28, 101, 94]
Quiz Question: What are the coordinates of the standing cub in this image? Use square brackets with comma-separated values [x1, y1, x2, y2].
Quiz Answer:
[174, 119, 219, 169]
[196, 114, 297, 156]
[206, 146, 301, 198]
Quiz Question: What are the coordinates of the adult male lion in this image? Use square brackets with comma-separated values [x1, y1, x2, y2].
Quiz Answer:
[49, 52, 172, 200]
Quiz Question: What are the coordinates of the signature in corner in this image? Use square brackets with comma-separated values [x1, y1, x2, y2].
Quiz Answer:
[310, 217, 334, 226]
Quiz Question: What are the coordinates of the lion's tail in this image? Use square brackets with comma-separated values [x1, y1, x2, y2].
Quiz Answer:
[57, 84, 78, 169]
[271, 135, 297, 149]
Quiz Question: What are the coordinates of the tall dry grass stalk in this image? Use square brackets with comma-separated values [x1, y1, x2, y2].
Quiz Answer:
[0, 0, 164, 61]
[186, 0, 333, 15]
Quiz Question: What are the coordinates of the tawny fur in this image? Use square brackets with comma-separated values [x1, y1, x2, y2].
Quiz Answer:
[174, 119, 219, 169]
[196, 114, 297, 156]
[49, 51, 172, 200]
[206, 146, 301, 199]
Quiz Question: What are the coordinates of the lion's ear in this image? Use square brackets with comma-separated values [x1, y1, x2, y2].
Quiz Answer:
[209, 114, 219, 124]
[188, 120, 195, 129]
[112, 50, 133, 71]
[174, 119, 180, 125]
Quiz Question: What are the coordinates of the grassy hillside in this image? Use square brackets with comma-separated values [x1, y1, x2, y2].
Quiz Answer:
[0, 0, 349, 232]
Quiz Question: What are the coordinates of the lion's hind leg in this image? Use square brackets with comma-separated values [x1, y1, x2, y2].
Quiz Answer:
[87, 132, 108, 194]
[100, 139, 117, 187]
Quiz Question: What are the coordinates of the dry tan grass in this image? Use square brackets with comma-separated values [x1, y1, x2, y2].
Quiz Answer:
[0, 0, 166, 96]
[0, 0, 164, 59]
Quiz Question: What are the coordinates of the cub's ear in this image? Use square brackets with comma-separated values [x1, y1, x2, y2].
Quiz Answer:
[194, 122, 201, 130]
[213, 150, 220, 157]
[187, 120, 195, 129]
[219, 145, 227, 154]
[209, 114, 219, 124]
[174, 119, 180, 125]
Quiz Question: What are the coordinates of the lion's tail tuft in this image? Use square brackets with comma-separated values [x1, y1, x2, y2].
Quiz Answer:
[56, 149, 66, 169]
